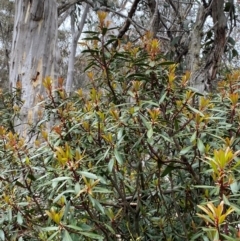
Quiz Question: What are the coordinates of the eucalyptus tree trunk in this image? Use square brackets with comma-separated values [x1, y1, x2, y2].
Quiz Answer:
[9, 0, 59, 138]
[187, 5, 208, 92]
[189, 0, 227, 92]
[65, 3, 90, 94]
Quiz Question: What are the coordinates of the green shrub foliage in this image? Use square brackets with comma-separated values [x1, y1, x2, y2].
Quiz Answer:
[1, 14, 240, 241]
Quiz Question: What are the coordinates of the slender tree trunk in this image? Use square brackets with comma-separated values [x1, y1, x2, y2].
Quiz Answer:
[10, 0, 58, 138]
[188, 5, 208, 92]
[208, 0, 227, 83]
[66, 3, 90, 94]
[189, 0, 227, 92]
[147, 0, 160, 36]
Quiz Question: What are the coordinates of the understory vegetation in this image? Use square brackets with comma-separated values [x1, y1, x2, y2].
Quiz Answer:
[1, 14, 240, 241]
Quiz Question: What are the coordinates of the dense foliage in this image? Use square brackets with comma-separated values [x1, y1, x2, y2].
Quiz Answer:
[1, 13, 240, 241]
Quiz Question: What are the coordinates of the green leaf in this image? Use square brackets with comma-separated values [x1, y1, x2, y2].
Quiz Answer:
[231, 203, 240, 214]
[17, 211, 23, 225]
[180, 146, 192, 155]
[83, 36, 101, 41]
[15, 181, 26, 188]
[47, 230, 60, 241]
[104, 223, 115, 234]
[159, 92, 167, 104]
[126, 73, 148, 79]
[160, 134, 174, 143]
[83, 31, 99, 34]
[114, 149, 123, 165]
[228, 36, 235, 46]
[187, 105, 204, 117]
[232, 48, 239, 58]
[190, 232, 203, 240]
[63, 230, 73, 241]
[222, 194, 230, 206]
[66, 225, 83, 232]
[190, 131, 197, 143]
[51, 177, 72, 182]
[139, 114, 151, 129]
[221, 234, 236, 241]
[230, 182, 239, 194]
[94, 199, 105, 214]
[141, 100, 159, 107]
[80, 232, 103, 240]
[147, 128, 153, 139]
[203, 236, 210, 241]
[41, 227, 59, 231]
[149, 61, 155, 67]
[197, 138, 205, 153]
[75, 182, 81, 194]
[0, 230, 5, 241]
[84, 61, 97, 72]
[104, 38, 118, 47]
[53, 190, 75, 203]
[161, 165, 176, 177]
[93, 187, 112, 193]
[108, 158, 114, 172]
[117, 128, 124, 140]
[27, 173, 36, 181]
[194, 185, 216, 189]
[64, 201, 71, 223]
[7, 208, 12, 222]
[79, 171, 98, 179]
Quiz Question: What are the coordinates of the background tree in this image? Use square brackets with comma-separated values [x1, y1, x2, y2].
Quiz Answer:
[0, 0, 14, 89]
[9, 0, 59, 138]
[65, 3, 90, 94]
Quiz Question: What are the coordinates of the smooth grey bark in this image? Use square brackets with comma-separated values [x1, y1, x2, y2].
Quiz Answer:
[65, 3, 90, 94]
[189, 0, 227, 92]
[10, 0, 59, 138]
[188, 5, 208, 92]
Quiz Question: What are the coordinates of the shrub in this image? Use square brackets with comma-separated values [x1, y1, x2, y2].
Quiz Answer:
[1, 14, 240, 241]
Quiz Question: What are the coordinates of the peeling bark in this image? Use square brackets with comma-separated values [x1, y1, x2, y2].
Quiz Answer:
[10, 0, 59, 138]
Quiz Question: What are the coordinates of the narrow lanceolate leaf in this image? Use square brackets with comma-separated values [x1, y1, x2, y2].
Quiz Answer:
[147, 128, 153, 139]
[197, 138, 205, 153]
[79, 171, 98, 179]
[80, 232, 104, 239]
[196, 213, 214, 225]
[51, 176, 72, 182]
[114, 149, 123, 165]
[230, 182, 239, 194]
[63, 230, 73, 241]
[180, 146, 192, 155]
[108, 158, 114, 172]
[0, 230, 5, 241]
[161, 165, 176, 177]
[17, 211, 23, 225]
[190, 131, 197, 143]
[187, 105, 204, 116]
